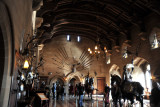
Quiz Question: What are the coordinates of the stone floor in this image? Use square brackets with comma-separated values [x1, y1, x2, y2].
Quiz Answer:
[48, 95, 150, 107]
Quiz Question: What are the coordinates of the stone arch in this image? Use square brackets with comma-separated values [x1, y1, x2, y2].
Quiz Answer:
[149, 25, 160, 49]
[68, 76, 81, 85]
[0, 2, 14, 107]
[132, 57, 152, 93]
[109, 64, 121, 77]
[66, 72, 81, 83]
[49, 75, 65, 86]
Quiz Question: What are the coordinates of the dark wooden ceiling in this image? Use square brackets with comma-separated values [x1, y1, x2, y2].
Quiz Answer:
[36, 0, 160, 48]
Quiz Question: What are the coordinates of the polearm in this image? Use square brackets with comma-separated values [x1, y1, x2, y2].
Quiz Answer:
[52, 62, 63, 68]
[58, 48, 67, 59]
[81, 57, 92, 66]
[80, 51, 90, 64]
[52, 58, 63, 65]
[82, 57, 93, 65]
[81, 54, 92, 64]
[57, 66, 70, 71]
[77, 60, 93, 71]
[57, 49, 65, 60]
[80, 50, 88, 61]
[83, 60, 93, 67]
[78, 64, 92, 71]
[84, 64, 92, 68]
[79, 49, 86, 60]
[60, 47, 68, 59]
[55, 55, 70, 67]
[63, 47, 69, 59]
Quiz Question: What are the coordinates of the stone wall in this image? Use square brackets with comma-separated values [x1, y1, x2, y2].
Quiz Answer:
[0, 0, 33, 107]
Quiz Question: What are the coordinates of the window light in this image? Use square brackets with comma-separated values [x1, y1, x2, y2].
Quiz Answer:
[152, 33, 159, 49]
[67, 35, 71, 41]
[77, 36, 81, 42]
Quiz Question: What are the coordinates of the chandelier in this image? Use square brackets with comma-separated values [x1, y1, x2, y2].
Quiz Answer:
[87, 42, 111, 64]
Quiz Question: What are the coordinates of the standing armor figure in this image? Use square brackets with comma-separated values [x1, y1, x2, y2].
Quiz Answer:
[122, 64, 134, 82]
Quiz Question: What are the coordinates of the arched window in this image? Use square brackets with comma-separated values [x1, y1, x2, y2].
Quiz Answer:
[133, 57, 152, 95]
[145, 64, 152, 92]
[149, 27, 160, 49]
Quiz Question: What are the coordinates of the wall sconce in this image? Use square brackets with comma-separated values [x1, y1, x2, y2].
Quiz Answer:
[23, 60, 29, 69]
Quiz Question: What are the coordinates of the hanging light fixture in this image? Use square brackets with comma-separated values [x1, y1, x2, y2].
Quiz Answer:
[23, 60, 29, 69]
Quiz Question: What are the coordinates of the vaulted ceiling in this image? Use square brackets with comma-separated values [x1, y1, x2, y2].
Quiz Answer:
[37, 0, 160, 48]
[36, 0, 160, 77]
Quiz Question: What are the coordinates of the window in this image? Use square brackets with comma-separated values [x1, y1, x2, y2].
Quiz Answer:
[145, 64, 151, 92]
[77, 36, 81, 42]
[67, 35, 71, 41]
[151, 33, 159, 49]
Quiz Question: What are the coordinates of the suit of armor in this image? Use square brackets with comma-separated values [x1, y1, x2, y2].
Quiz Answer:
[122, 64, 134, 82]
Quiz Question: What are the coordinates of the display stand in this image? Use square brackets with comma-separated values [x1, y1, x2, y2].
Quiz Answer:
[37, 93, 49, 107]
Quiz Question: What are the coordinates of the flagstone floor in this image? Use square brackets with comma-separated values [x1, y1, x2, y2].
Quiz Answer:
[48, 95, 150, 107]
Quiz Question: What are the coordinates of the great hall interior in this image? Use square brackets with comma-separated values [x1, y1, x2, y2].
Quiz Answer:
[0, 0, 160, 107]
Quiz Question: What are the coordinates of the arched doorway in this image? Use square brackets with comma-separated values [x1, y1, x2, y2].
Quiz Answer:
[68, 76, 80, 96]
[50, 76, 65, 87]
[56, 78, 64, 86]
[109, 64, 121, 77]
[133, 57, 152, 95]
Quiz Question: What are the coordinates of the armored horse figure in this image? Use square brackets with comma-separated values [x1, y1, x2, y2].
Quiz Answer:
[111, 64, 144, 107]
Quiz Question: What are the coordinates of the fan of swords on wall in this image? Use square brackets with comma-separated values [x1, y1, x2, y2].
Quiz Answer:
[52, 47, 93, 74]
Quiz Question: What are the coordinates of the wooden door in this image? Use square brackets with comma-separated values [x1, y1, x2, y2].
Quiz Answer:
[97, 77, 105, 94]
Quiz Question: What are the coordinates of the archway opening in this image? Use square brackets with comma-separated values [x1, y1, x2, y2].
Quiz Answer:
[68, 76, 80, 96]
[149, 26, 160, 49]
[51, 77, 64, 87]
[133, 57, 152, 96]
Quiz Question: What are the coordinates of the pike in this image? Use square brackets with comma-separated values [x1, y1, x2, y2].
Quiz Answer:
[80, 51, 89, 63]
[82, 58, 93, 65]
[83, 60, 93, 66]
[52, 62, 62, 68]
[55, 54, 70, 67]
[57, 67, 70, 71]
[79, 49, 85, 60]
[80, 50, 87, 61]
[84, 64, 92, 68]
[52, 58, 63, 65]
[57, 49, 65, 60]
[78, 64, 92, 71]
[63, 47, 69, 59]
[61, 47, 68, 59]
[81, 54, 92, 64]
[58, 48, 67, 59]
